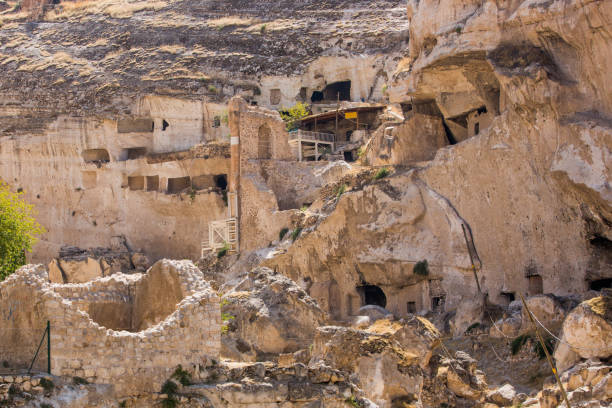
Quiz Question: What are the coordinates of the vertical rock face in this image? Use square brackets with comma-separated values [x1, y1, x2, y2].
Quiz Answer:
[385, 0, 612, 305]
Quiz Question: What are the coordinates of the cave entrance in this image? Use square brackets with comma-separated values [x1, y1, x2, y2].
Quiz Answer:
[82, 149, 110, 163]
[500, 291, 516, 304]
[589, 278, 612, 291]
[357, 285, 387, 308]
[311, 91, 324, 103]
[323, 80, 351, 101]
[162, 119, 169, 131]
[528, 275, 543, 295]
[214, 174, 228, 190]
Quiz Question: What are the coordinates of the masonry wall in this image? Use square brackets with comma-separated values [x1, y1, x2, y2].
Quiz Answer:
[0, 263, 221, 396]
[0, 96, 231, 262]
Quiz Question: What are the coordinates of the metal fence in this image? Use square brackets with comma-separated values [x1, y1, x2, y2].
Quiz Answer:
[0, 321, 50, 375]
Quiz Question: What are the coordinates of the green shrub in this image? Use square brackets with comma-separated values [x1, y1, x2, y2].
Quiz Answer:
[73, 376, 89, 385]
[161, 397, 178, 408]
[413, 260, 429, 276]
[511, 334, 532, 355]
[39, 378, 54, 392]
[189, 188, 196, 202]
[0, 182, 45, 281]
[221, 312, 235, 334]
[335, 184, 346, 198]
[208, 85, 218, 94]
[345, 396, 361, 407]
[41, 404, 53, 408]
[160, 380, 178, 396]
[373, 168, 390, 180]
[171, 365, 192, 386]
[465, 322, 481, 334]
[2, 361, 8, 368]
[533, 336, 554, 360]
[118, 401, 127, 408]
[260, 24, 266, 33]
[291, 227, 302, 242]
[279, 227, 289, 241]
[217, 242, 230, 259]
[279, 102, 310, 131]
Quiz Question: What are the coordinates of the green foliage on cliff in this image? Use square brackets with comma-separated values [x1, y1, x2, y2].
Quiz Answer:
[280, 102, 310, 131]
[0, 182, 45, 281]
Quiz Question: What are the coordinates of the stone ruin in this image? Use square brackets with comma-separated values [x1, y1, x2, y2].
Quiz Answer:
[0, 260, 220, 396]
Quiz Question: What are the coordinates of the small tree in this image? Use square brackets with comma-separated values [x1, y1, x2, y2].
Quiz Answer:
[0, 182, 45, 280]
[279, 102, 310, 131]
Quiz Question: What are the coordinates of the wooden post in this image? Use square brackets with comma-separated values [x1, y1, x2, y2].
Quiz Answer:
[335, 92, 339, 136]
[520, 294, 572, 408]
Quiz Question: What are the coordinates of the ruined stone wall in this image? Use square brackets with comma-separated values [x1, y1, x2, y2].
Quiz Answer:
[0, 96, 231, 262]
[366, 113, 449, 166]
[0, 262, 221, 396]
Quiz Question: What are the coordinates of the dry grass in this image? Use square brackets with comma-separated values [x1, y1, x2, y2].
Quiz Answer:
[367, 319, 402, 335]
[158, 45, 185, 54]
[45, 0, 166, 21]
[206, 16, 255, 29]
[104, 0, 166, 19]
[585, 295, 612, 320]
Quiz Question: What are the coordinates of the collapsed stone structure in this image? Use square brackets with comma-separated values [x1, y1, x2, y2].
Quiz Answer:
[0, 260, 220, 396]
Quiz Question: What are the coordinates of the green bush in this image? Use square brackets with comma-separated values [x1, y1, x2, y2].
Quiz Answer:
[39, 378, 54, 392]
[335, 184, 346, 198]
[0, 182, 45, 281]
[345, 396, 361, 407]
[279, 102, 310, 131]
[373, 168, 390, 180]
[413, 260, 429, 276]
[217, 242, 230, 259]
[171, 365, 192, 386]
[160, 380, 178, 396]
[73, 376, 89, 385]
[465, 322, 481, 334]
[511, 334, 532, 355]
[208, 85, 218, 94]
[533, 336, 554, 360]
[291, 227, 302, 242]
[279, 227, 289, 241]
[260, 24, 266, 33]
[161, 397, 178, 408]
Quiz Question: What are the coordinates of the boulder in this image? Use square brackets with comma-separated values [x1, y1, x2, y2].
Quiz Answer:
[450, 294, 485, 337]
[554, 295, 612, 372]
[221, 267, 326, 359]
[310, 319, 440, 408]
[486, 383, 517, 406]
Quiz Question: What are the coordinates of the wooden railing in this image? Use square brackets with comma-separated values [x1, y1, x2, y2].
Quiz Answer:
[289, 130, 336, 143]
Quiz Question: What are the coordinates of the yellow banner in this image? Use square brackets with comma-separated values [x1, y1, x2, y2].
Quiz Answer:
[344, 111, 358, 119]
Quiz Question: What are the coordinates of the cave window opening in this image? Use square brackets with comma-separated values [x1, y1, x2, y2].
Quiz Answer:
[82, 149, 111, 163]
[357, 285, 387, 308]
[407, 301, 416, 314]
[323, 80, 351, 101]
[162, 119, 169, 131]
[474, 122, 480, 135]
[528, 275, 543, 295]
[213, 116, 221, 128]
[500, 292, 516, 304]
[431, 296, 445, 311]
[311, 91, 324, 103]
[214, 174, 228, 190]
[477, 106, 488, 114]
[343, 151, 355, 162]
[589, 278, 612, 291]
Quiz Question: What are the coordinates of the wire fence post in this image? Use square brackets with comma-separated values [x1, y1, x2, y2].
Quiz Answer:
[47, 320, 51, 375]
[519, 294, 571, 408]
[27, 321, 50, 375]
